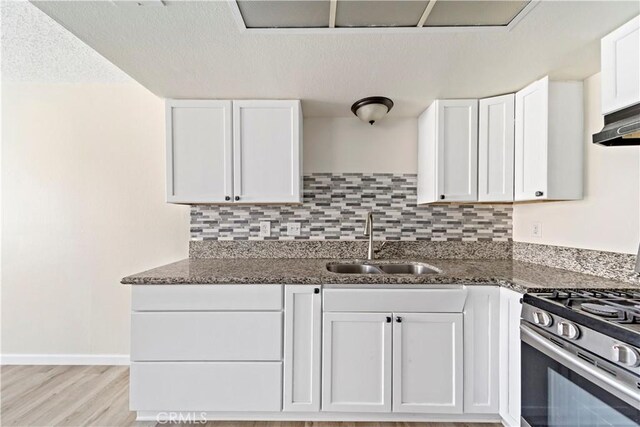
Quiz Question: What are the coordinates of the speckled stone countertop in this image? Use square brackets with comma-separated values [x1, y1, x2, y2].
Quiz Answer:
[121, 258, 639, 294]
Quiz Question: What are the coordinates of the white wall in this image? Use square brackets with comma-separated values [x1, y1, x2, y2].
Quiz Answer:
[304, 117, 417, 173]
[512, 73, 640, 254]
[1, 82, 189, 358]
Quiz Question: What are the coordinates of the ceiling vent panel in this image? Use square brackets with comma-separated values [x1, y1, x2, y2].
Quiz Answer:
[335, 1, 430, 28]
[424, 0, 530, 27]
[231, 0, 537, 31]
[237, 0, 330, 28]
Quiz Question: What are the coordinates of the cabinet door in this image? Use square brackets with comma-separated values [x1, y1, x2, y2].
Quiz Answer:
[283, 285, 321, 412]
[499, 288, 523, 427]
[166, 100, 232, 203]
[601, 16, 640, 114]
[463, 287, 500, 414]
[436, 100, 478, 202]
[478, 94, 515, 202]
[515, 77, 548, 201]
[233, 100, 302, 203]
[322, 312, 392, 412]
[392, 313, 463, 414]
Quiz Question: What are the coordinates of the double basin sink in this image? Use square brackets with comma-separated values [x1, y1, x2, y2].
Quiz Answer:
[326, 262, 439, 275]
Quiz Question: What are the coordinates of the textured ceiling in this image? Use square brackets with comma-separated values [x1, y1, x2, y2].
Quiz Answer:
[27, 1, 640, 116]
[1, 1, 130, 83]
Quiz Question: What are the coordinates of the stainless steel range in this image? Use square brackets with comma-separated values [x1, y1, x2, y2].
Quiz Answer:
[520, 290, 640, 427]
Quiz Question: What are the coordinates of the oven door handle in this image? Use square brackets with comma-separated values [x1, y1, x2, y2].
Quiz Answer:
[520, 324, 640, 408]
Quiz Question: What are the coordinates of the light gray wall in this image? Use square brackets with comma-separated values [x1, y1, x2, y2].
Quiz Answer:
[303, 117, 418, 173]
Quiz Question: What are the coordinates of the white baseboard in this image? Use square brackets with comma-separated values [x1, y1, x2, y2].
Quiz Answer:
[137, 411, 502, 423]
[1, 354, 130, 366]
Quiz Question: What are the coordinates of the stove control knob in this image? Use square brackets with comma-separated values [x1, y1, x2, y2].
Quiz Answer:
[612, 344, 640, 367]
[557, 321, 580, 340]
[533, 311, 553, 327]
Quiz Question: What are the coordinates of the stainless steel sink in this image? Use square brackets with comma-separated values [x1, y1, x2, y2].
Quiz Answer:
[377, 264, 439, 275]
[326, 263, 383, 274]
[326, 262, 439, 275]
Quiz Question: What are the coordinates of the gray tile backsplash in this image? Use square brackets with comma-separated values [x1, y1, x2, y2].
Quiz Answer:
[191, 173, 512, 241]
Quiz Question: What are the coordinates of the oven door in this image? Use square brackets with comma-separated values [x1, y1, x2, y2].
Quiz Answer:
[521, 323, 640, 427]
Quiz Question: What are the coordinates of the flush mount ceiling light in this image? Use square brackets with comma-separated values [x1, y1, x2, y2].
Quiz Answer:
[351, 97, 394, 125]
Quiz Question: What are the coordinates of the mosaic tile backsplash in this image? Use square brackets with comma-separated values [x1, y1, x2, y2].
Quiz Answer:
[191, 173, 513, 241]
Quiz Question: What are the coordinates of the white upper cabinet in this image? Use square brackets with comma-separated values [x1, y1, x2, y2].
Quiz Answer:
[233, 100, 302, 203]
[392, 313, 463, 414]
[514, 76, 583, 202]
[166, 99, 302, 204]
[166, 100, 233, 204]
[601, 16, 640, 115]
[478, 94, 515, 202]
[418, 100, 478, 204]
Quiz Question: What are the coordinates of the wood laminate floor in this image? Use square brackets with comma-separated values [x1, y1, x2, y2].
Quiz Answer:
[0, 366, 501, 427]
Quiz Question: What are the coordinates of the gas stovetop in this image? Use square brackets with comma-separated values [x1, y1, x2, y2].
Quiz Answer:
[523, 290, 640, 345]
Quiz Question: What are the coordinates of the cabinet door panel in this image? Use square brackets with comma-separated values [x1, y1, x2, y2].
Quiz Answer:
[499, 288, 523, 426]
[131, 311, 282, 361]
[479, 94, 515, 202]
[393, 313, 463, 413]
[233, 100, 301, 203]
[515, 77, 548, 201]
[322, 312, 392, 412]
[166, 100, 232, 203]
[464, 287, 500, 414]
[436, 100, 478, 202]
[602, 16, 640, 114]
[130, 362, 282, 411]
[283, 285, 321, 412]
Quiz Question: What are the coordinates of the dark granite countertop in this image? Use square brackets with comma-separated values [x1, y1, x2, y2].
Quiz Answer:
[121, 258, 638, 294]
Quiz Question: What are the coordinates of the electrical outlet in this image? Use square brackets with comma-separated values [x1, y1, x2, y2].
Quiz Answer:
[532, 222, 542, 238]
[287, 223, 301, 236]
[259, 221, 271, 237]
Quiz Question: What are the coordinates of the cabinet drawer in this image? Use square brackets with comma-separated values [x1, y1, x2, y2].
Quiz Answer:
[132, 285, 282, 311]
[131, 312, 282, 361]
[130, 362, 282, 411]
[323, 287, 468, 313]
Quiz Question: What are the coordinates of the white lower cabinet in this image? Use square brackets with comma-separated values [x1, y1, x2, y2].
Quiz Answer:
[463, 286, 500, 414]
[499, 287, 523, 427]
[130, 284, 518, 423]
[129, 285, 284, 414]
[321, 303, 464, 414]
[393, 313, 463, 413]
[321, 312, 393, 412]
[283, 285, 322, 412]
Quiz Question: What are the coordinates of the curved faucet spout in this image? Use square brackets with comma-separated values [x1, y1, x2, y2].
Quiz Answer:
[364, 211, 374, 260]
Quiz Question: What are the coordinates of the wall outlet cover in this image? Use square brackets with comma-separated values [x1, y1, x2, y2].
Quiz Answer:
[259, 221, 271, 237]
[287, 223, 301, 236]
[532, 222, 542, 238]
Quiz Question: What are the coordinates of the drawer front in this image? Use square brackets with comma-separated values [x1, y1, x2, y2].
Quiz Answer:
[323, 287, 468, 313]
[131, 312, 282, 361]
[130, 362, 282, 411]
[132, 285, 282, 311]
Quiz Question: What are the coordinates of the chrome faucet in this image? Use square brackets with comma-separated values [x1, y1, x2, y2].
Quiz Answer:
[363, 211, 387, 260]
[364, 212, 375, 260]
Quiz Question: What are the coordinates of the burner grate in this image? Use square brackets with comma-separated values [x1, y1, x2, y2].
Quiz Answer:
[541, 290, 640, 325]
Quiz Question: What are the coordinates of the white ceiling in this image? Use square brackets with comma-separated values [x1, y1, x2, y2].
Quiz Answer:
[29, 0, 640, 117]
[1, 1, 130, 83]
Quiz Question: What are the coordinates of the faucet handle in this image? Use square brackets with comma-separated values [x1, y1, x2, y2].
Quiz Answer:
[374, 241, 387, 254]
